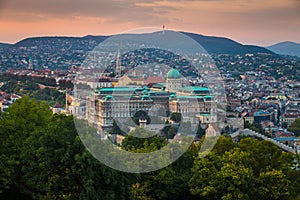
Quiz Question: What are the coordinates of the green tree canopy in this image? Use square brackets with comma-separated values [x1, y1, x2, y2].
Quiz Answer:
[0, 97, 135, 199]
[170, 112, 181, 123]
[288, 118, 300, 137]
[189, 136, 300, 200]
[1, 97, 300, 200]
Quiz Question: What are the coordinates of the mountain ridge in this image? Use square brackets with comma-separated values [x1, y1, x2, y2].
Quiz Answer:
[182, 32, 274, 55]
[266, 41, 300, 57]
[0, 42, 12, 48]
[4, 32, 275, 55]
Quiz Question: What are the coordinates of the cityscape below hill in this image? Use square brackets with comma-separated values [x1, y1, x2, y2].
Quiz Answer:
[0, 31, 276, 55]
[0, 30, 294, 73]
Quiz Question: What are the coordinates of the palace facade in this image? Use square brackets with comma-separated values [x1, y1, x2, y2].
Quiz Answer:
[85, 68, 217, 132]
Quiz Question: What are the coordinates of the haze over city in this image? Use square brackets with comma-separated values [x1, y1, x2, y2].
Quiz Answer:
[0, 0, 299, 45]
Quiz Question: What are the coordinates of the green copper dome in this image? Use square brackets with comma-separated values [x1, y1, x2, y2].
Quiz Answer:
[167, 68, 181, 79]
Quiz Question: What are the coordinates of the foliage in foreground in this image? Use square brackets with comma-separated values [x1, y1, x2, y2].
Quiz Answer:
[0, 97, 300, 200]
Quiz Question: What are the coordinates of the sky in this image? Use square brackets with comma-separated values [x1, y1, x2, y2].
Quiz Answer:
[0, 0, 299, 46]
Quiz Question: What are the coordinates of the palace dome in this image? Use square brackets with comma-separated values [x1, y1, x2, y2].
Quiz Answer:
[166, 68, 181, 79]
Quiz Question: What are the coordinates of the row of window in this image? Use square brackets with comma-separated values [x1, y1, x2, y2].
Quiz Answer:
[103, 104, 152, 109]
[176, 108, 215, 113]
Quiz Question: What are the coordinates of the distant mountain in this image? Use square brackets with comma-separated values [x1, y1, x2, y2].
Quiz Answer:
[182, 32, 275, 55]
[14, 36, 106, 52]
[10, 32, 274, 55]
[82, 35, 108, 43]
[0, 42, 12, 49]
[0, 32, 283, 71]
[266, 41, 300, 57]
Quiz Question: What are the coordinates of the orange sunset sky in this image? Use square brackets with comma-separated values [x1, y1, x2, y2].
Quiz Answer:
[0, 0, 299, 46]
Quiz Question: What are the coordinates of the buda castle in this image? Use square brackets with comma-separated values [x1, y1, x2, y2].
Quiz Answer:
[85, 68, 217, 132]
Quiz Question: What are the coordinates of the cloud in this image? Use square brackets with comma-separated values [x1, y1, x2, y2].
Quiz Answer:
[2, 0, 298, 27]
[0, 0, 175, 24]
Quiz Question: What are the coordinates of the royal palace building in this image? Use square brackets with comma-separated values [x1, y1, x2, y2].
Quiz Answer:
[85, 68, 217, 132]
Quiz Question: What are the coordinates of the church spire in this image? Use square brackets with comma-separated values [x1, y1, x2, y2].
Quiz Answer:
[116, 48, 122, 77]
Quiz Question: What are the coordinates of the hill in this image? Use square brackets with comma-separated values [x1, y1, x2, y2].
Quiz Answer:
[266, 41, 300, 57]
[0, 32, 278, 71]
[0, 42, 12, 49]
[182, 32, 275, 55]
[12, 32, 274, 55]
[14, 36, 106, 51]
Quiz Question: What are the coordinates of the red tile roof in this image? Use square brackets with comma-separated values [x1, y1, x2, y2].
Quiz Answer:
[144, 76, 164, 84]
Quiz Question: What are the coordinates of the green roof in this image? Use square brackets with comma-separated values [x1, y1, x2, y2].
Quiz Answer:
[181, 86, 210, 92]
[141, 95, 152, 100]
[199, 114, 216, 116]
[167, 68, 181, 79]
[169, 94, 176, 99]
[96, 87, 147, 95]
[98, 87, 137, 92]
[104, 95, 114, 100]
[176, 96, 205, 99]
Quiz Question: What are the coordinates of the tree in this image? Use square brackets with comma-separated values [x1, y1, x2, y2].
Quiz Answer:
[196, 124, 206, 139]
[189, 137, 299, 200]
[224, 125, 231, 134]
[239, 138, 285, 174]
[0, 97, 52, 198]
[22, 115, 134, 199]
[110, 120, 126, 135]
[282, 121, 288, 129]
[131, 143, 200, 200]
[257, 169, 290, 199]
[122, 128, 167, 152]
[244, 121, 260, 133]
[161, 120, 171, 137]
[0, 98, 135, 199]
[132, 110, 151, 125]
[288, 118, 300, 137]
[1, 97, 300, 199]
[167, 126, 177, 139]
[226, 105, 233, 112]
[213, 136, 236, 155]
[170, 112, 181, 123]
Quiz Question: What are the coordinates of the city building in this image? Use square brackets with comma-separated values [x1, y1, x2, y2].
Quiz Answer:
[52, 102, 63, 114]
[254, 110, 274, 124]
[293, 84, 300, 98]
[244, 112, 254, 124]
[205, 123, 219, 137]
[281, 113, 300, 126]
